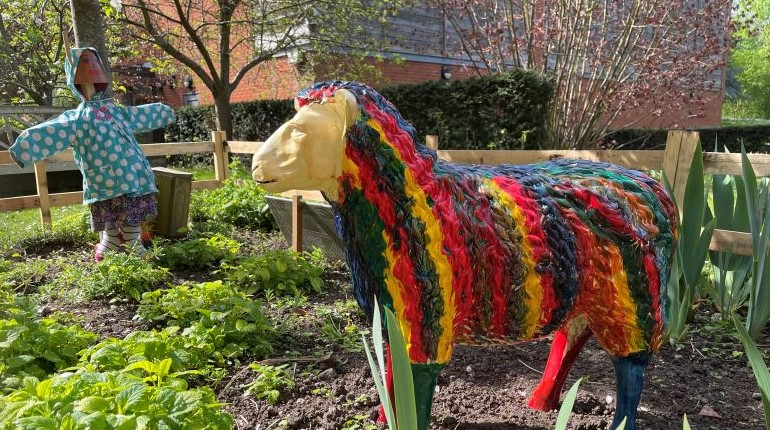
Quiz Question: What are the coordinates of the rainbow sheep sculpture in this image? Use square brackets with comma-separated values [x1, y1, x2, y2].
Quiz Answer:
[252, 81, 677, 430]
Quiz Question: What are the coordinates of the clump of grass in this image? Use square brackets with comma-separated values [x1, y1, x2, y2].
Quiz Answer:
[0, 206, 96, 255]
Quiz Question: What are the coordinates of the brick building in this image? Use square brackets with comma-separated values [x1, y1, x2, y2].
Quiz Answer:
[118, 2, 728, 130]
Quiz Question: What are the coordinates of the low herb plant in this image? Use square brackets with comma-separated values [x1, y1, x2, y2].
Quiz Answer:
[137, 280, 274, 358]
[221, 249, 324, 297]
[0, 295, 97, 392]
[318, 300, 366, 353]
[190, 160, 276, 232]
[244, 363, 296, 404]
[86, 253, 170, 301]
[0, 368, 234, 429]
[79, 327, 226, 381]
[156, 234, 239, 270]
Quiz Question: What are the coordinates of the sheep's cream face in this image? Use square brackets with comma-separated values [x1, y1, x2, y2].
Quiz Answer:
[252, 90, 356, 197]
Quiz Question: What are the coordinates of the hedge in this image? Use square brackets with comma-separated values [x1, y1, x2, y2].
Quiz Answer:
[605, 125, 770, 153]
[380, 71, 554, 150]
[165, 100, 295, 143]
[165, 71, 554, 151]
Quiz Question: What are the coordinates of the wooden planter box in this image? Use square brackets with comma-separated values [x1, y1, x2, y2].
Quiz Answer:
[265, 195, 345, 261]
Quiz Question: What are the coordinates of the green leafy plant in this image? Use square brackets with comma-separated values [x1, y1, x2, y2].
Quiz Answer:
[554, 378, 591, 430]
[79, 327, 226, 381]
[0, 296, 97, 392]
[706, 150, 754, 320]
[189, 160, 276, 231]
[137, 280, 274, 358]
[363, 299, 418, 430]
[9, 207, 97, 255]
[667, 143, 716, 342]
[318, 301, 365, 352]
[221, 249, 324, 297]
[243, 363, 296, 404]
[0, 257, 52, 294]
[86, 253, 170, 301]
[157, 234, 239, 270]
[0, 369, 234, 429]
[738, 147, 770, 338]
[734, 316, 770, 430]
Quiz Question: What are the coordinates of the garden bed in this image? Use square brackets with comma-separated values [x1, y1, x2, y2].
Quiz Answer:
[0, 164, 768, 429]
[1, 224, 766, 430]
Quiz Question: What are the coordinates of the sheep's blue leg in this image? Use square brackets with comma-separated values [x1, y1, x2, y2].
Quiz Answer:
[412, 363, 444, 430]
[611, 353, 650, 430]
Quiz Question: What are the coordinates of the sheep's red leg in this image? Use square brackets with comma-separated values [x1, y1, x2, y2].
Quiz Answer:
[376, 342, 395, 424]
[528, 322, 591, 411]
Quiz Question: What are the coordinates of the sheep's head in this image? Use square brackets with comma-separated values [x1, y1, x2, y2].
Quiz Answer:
[252, 89, 358, 197]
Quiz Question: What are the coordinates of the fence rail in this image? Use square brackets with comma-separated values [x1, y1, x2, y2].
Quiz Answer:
[0, 129, 763, 256]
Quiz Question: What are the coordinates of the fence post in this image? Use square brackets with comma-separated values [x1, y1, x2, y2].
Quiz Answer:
[34, 160, 52, 227]
[426, 135, 439, 150]
[292, 195, 303, 253]
[662, 130, 700, 218]
[212, 130, 229, 182]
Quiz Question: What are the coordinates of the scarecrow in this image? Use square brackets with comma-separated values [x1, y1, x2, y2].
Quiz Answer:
[9, 47, 176, 260]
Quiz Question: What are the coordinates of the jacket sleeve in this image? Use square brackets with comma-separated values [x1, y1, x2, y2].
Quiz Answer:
[8, 116, 77, 168]
[121, 103, 176, 133]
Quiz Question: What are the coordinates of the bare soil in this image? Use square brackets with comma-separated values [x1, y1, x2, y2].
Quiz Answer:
[42, 232, 769, 430]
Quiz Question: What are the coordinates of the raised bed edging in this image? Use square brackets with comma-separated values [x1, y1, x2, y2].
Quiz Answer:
[265, 195, 345, 261]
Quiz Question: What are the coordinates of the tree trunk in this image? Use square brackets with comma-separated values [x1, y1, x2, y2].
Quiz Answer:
[69, 0, 111, 81]
[213, 90, 233, 140]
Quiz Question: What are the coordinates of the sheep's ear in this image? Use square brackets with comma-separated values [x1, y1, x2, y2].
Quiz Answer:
[294, 98, 301, 112]
[334, 89, 358, 127]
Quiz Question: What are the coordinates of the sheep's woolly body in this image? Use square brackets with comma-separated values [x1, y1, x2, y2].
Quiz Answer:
[298, 82, 677, 366]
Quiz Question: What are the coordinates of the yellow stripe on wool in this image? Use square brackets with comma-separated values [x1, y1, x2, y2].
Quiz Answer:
[607, 244, 644, 353]
[368, 119, 456, 364]
[381, 230, 415, 358]
[341, 154, 361, 190]
[484, 179, 542, 339]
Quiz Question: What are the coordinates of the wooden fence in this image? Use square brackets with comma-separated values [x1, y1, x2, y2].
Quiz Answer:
[0, 129, 762, 255]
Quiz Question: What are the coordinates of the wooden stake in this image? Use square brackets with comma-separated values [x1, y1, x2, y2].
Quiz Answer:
[212, 130, 228, 183]
[662, 130, 700, 218]
[34, 161, 52, 227]
[62, 31, 72, 63]
[426, 135, 439, 150]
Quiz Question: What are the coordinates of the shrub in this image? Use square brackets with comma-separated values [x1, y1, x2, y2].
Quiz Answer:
[165, 99, 295, 143]
[221, 249, 324, 297]
[164, 73, 552, 151]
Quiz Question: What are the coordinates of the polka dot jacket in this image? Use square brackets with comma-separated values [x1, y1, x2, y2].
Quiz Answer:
[8, 48, 176, 204]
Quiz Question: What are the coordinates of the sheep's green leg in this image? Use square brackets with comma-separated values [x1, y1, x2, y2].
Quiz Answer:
[412, 363, 444, 430]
